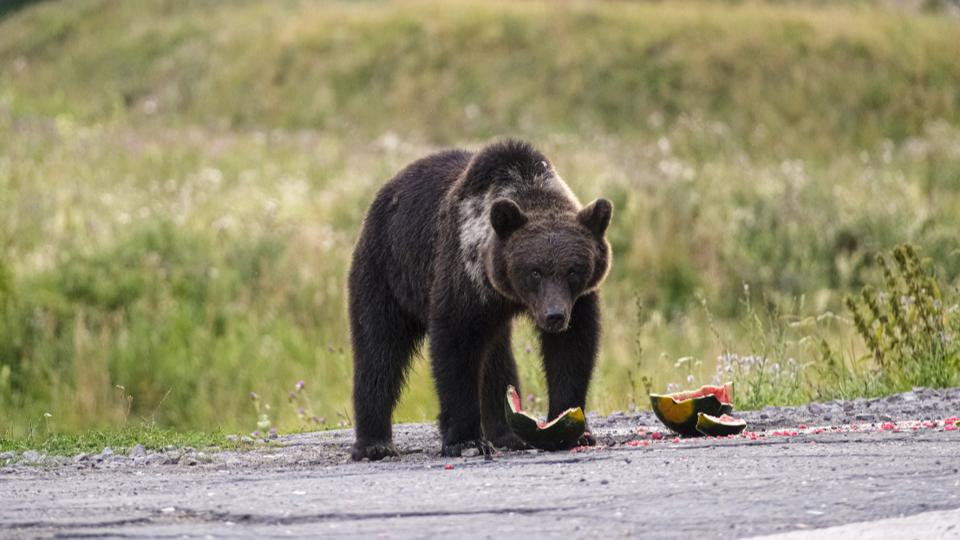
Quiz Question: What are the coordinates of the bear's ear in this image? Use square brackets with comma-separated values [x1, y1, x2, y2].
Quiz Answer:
[490, 198, 528, 239]
[577, 198, 613, 237]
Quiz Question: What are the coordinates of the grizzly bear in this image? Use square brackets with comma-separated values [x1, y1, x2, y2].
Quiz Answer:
[348, 139, 612, 460]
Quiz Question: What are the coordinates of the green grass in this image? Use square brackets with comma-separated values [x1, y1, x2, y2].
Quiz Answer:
[2, 0, 960, 438]
[0, 424, 226, 454]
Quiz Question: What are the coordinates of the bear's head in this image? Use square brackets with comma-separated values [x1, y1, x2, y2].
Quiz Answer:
[487, 197, 613, 333]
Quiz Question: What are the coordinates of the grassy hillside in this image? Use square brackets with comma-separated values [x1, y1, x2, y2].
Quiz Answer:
[3, 1, 960, 153]
[2, 0, 960, 436]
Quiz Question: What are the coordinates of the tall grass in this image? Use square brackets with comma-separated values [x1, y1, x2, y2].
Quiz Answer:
[2, 0, 960, 435]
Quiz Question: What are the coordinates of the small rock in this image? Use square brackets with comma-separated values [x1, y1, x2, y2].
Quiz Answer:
[100, 447, 114, 459]
[806, 403, 825, 414]
[178, 454, 198, 466]
[0, 451, 15, 461]
[462, 448, 480, 458]
[21, 450, 42, 463]
[107, 455, 130, 466]
[240, 436, 255, 444]
[128, 444, 147, 458]
[73, 453, 90, 463]
[879, 414, 893, 422]
[225, 435, 239, 443]
[144, 454, 167, 466]
[855, 413, 875, 421]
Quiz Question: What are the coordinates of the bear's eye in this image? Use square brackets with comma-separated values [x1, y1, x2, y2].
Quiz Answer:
[567, 270, 579, 281]
[531, 269, 542, 280]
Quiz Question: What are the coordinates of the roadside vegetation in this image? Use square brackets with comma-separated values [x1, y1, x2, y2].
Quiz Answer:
[0, 423, 225, 454]
[2, 0, 960, 439]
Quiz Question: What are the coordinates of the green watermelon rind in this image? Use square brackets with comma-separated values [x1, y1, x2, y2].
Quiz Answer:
[505, 386, 585, 451]
[695, 412, 748, 437]
[649, 386, 735, 437]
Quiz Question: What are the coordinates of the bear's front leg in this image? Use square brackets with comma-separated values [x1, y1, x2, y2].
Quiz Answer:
[539, 292, 601, 447]
[479, 323, 530, 451]
[429, 314, 492, 457]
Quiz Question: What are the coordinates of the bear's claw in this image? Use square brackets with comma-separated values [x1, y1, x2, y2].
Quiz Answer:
[489, 432, 531, 451]
[441, 439, 495, 457]
[351, 441, 399, 461]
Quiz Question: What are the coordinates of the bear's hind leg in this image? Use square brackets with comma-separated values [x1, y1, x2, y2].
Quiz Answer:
[349, 278, 424, 461]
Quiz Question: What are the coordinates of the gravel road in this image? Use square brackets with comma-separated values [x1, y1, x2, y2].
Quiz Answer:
[3, 388, 960, 539]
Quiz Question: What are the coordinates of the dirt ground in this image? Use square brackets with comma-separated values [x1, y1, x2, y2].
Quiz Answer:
[3, 387, 959, 538]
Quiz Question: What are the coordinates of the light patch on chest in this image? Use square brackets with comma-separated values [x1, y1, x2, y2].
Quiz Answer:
[458, 189, 511, 297]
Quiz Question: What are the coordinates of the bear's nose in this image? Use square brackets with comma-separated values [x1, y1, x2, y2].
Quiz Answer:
[545, 310, 565, 327]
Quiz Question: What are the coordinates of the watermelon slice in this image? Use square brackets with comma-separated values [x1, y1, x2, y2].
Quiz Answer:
[696, 413, 747, 437]
[505, 385, 585, 451]
[649, 383, 735, 437]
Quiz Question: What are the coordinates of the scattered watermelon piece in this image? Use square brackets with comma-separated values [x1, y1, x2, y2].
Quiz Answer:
[649, 383, 737, 437]
[505, 385, 585, 451]
[696, 413, 747, 437]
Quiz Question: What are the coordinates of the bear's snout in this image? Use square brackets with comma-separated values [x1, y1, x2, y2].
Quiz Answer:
[541, 308, 569, 333]
[532, 279, 573, 332]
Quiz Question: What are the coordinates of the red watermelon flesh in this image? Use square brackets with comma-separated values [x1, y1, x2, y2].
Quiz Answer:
[664, 383, 733, 404]
[508, 386, 523, 412]
[506, 386, 568, 429]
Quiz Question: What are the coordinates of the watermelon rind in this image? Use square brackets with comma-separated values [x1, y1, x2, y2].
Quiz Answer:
[505, 385, 585, 451]
[695, 412, 747, 437]
[649, 383, 736, 437]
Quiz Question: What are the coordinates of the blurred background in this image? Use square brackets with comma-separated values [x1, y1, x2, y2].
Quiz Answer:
[2, 0, 959, 437]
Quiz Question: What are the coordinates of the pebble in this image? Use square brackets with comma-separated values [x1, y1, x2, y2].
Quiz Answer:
[0, 451, 15, 462]
[145, 454, 168, 466]
[462, 448, 481, 458]
[100, 447, 114, 459]
[240, 436, 255, 444]
[22, 450, 42, 463]
[128, 444, 147, 458]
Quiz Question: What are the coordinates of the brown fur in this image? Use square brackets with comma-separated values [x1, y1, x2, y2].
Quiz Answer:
[348, 139, 613, 460]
